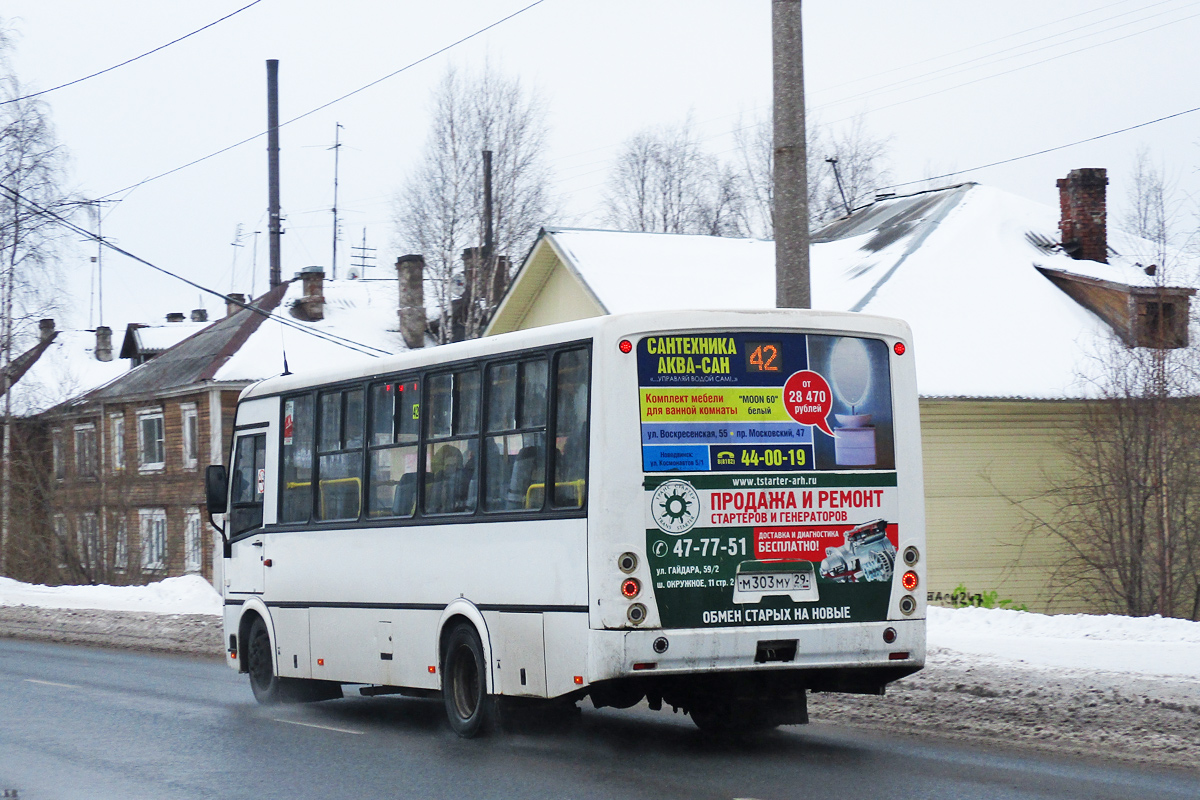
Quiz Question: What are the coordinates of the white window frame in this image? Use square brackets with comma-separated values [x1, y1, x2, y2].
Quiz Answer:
[184, 508, 203, 573]
[74, 423, 98, 480]
[110, 413, 126, 472]
[181, 403, 199, 470]
[112, 514, 128, 573]
[77, 512, 99, 571]
[137, 408, 165, 472]
[51, 428, 64, 481]
[53, 513, 68, 569]
[139, 508, 167, 571]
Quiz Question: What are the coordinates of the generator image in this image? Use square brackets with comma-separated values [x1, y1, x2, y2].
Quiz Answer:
[819, 519, 895, 583]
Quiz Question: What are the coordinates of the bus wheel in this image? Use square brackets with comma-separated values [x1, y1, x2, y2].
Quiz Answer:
[247, 617, 282, 704]
[442, 623, 491, 738]
[689, 701, 778, 734]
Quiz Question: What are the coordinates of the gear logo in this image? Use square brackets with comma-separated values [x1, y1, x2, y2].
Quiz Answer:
[651, 480, 700, 534]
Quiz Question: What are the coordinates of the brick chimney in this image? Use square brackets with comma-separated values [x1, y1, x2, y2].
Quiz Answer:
[1057, 168, 1108, 263]
[226, 293, 246, 318]
[38, 318, 55, 343]
[191, 308, 208, 322]
[396, 255, 425, 349]
[293, 266, 325, 321]
[94, 325, 112, 362]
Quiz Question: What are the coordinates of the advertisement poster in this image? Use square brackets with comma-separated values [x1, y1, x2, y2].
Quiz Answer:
[639, 332, 899, 628]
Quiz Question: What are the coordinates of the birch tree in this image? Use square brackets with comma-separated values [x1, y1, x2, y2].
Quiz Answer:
[393, 65, 554, 342]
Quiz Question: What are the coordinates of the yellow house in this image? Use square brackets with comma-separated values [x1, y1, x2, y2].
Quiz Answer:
[487, 174, 1193, 613]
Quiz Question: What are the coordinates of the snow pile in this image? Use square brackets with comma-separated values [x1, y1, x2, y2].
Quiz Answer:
[0, 575, 221, 616]
[928, 606, 1200, 679]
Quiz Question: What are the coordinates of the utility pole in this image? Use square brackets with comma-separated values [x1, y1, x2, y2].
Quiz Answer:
[267, 59, 282, 289]
[330, 122, 344, 280]
[773, 0, 810, 308]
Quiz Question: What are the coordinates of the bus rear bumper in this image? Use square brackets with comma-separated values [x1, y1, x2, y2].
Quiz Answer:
[588, 618, 925, 685]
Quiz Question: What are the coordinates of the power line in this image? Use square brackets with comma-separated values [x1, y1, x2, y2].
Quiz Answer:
[0, 1, 265, 106]
[880, 104, 1200, 191]
[97, 0, 547, 200]
[0, 182, 392, 358]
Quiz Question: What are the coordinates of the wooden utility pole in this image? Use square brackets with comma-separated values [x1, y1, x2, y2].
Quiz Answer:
[267, 59, 282, 289]
[773, 0, 810, 308]
[330, 122, 343, 280]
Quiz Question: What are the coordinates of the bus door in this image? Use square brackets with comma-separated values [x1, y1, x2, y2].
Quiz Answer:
[226, 432, 267, 595]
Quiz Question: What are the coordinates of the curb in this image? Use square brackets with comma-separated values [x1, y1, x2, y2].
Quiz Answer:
[0, 605, 222, 657]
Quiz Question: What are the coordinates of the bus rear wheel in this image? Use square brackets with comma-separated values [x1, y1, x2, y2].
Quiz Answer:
[442, 623, 492, 737]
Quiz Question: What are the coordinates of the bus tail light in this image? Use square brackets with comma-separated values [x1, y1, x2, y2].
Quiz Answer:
[889, 652, 910, 660]
[882, 627, 897, 644]
[901, 570, 919, 591]
[902, 546, 919, 566]
[618, 552, 638, 573]
[899, 595, 917, 615]
[893, 341, 906, 355]
[621, 577, 641, 599]
[632, 662, 657, 671]
[627, 603, 647, 625]
[619, 339, 633, 353]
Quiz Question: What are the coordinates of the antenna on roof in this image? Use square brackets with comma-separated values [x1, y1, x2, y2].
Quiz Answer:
[279, 319, 291, 376]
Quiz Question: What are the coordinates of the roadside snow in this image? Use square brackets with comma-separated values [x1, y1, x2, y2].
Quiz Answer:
[0, 575, 221, 616]
[927, 606, 1200, 679]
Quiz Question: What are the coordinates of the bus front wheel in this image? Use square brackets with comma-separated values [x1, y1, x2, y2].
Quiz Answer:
[442, 623, 492, 737]
[247, 617, 283, 704]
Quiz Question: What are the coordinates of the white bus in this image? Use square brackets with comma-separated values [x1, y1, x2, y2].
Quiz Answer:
[206, 309, 926, 736]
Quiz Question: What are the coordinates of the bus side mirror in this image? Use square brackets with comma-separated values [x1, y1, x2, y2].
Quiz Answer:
[205, 465, 228, 515]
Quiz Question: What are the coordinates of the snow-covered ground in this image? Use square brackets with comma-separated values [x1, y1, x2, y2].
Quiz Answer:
[2, 575, 1197, 681]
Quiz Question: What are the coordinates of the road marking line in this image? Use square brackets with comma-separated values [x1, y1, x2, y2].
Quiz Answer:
[24, 678, 80, 689]
[274, 718, 364, 735]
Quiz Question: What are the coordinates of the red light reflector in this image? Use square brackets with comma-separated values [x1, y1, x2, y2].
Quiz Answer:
[619, 339, 633, 354]
[317, 658, 324, 666]
[621, 578, 641, 598]
[428, 665, 436, 674]
[632, 662, 657, 671]
[888, 652, 910, 660]
[573, 675, 584, 685]
[893, 341, 906, 356]
[901, 570, 919, 591]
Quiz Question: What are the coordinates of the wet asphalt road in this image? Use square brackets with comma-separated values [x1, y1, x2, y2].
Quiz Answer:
[1, 638, 1196, 800]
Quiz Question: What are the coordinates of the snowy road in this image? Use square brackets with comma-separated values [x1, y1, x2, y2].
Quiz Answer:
[1, 639, 1197, 800]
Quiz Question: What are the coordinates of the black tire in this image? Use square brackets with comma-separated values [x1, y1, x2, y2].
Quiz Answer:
[246, 616, 343, 705]
[689, 700, 779, 734]
[442, 623, 492, 738]
[247, 616, 283, 704]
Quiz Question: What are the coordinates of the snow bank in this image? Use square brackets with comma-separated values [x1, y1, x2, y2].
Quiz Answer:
[928, 606, 1200, 679]
[0, 575, 221, 616]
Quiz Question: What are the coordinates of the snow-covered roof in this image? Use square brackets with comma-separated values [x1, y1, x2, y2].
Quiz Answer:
[513, 184, 1197, 400]
[121, 320, 210, 358]
[10, 330, 129, 416]
[50, 277, 406, 412]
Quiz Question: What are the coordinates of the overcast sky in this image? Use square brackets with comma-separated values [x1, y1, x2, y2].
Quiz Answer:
[4, 0, 1199, 330]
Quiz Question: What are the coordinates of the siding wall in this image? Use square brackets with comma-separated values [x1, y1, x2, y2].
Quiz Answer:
[921, 399, 1089, 612]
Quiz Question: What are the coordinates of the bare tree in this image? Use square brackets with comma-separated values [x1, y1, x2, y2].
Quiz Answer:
[1122, 145, 1181, 269]
[603, 117, 744, 236]
[732, 110, 826, 238]
[808, 114, 892, 226]
[0, 25, 68, 577]
[393, 64, 554, 343]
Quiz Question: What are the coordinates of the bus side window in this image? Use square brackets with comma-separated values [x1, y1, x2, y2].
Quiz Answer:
[230, 433, 266, 536]
[551, 348, 589, 508]
[484, 358, 547, 512]
[367, 378, 420, 518]
[424, 369, 480, 515]
[280, 395, 314, 524]
[316, 387, 364, 521]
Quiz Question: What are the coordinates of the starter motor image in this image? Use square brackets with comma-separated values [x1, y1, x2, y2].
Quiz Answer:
[819, 519, 895, 583]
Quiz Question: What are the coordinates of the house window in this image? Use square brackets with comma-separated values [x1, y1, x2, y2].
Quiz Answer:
[74, 423, 98, 479]
[53, 514, 68, 569]
[77, 512, 99, 572]
[181, 403, 199, 470]
[110, 413, 125, 472]
[137, 409, 165, 471]
[112, 514, 128, 573]
[184, 509, 203, 573]
[139, 508, 167, 571]
[52, 428, 64, 480]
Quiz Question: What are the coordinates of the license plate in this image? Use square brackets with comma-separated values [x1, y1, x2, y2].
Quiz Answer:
[736, 572, 811, 593]
[732, 561, 820, 604]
